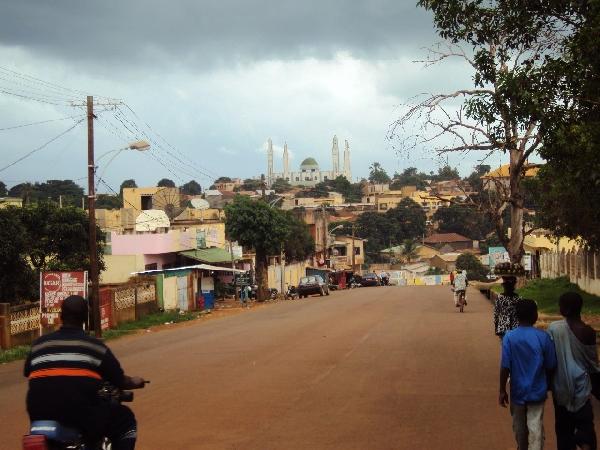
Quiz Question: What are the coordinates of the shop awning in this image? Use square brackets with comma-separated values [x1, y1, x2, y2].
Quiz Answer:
[180, 248, 233, 264]
[131, 264, 246, 276]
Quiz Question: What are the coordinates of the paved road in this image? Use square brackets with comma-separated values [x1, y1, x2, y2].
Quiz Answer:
[0, 286, 591, 449]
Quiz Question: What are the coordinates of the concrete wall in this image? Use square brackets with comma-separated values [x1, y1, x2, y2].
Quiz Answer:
[110, 229, 196, 255]
[162, 276, 178, 310]
[268, 262, 307, 290]
[540, 249, 600, 296]
[101, 254, 146, 284]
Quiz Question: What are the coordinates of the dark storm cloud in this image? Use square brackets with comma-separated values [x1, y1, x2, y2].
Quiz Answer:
[0, 0, 434, 69]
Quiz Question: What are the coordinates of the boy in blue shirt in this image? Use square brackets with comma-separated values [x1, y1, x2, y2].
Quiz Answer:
[499, 299, 557, 450]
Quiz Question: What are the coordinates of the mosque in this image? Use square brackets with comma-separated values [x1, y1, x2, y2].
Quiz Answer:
[266, 135, 352, 187]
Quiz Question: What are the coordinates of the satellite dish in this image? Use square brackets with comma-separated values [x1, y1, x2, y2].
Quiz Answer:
[135, 210, 170, 231]
[191, 198, 210, 210]
[152, 188, 186, 220]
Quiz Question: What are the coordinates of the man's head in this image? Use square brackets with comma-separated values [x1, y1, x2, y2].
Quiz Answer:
[60, 295, 88, 327]
[559, 291, 583, 318]
[502, 276, 517, 294]
[515, 299, 538, 326]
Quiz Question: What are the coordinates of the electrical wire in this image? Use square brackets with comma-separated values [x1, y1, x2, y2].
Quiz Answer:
[0, 114, 86, 131]
[0, 118, 85, 173]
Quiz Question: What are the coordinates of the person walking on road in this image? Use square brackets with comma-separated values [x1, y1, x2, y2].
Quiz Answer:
[548, 292, 600, 450]
[499, 299, 557, 450]
[494, 275, 522, 340]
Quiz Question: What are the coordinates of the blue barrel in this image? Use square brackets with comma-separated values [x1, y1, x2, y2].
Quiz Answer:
[202, 291, 215, 309]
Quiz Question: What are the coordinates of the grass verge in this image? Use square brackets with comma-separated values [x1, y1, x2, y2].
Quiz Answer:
[0, 310, 204, 363]
[491, 277, 600, 315]
[102, 310, 203, 340]
[0, 345, 30, 364]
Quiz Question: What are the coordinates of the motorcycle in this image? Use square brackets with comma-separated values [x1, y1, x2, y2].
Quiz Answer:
[23, 381, 148, 450]
[284, 285, 299, 300]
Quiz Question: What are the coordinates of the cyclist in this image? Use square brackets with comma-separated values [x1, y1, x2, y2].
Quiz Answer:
[453, 270, 468, 308]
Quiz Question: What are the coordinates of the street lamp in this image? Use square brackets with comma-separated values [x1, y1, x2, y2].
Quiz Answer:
[88, 138, 150, 337]
[327, 224, 344, 269]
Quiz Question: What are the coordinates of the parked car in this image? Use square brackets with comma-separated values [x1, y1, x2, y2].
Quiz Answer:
[360, 273, 381, 287]
[297, 275, 330, 297]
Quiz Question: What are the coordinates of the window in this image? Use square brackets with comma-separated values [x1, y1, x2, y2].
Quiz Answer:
[311, 169, 316, 172]
[141, 195, 152, 210]
[295, 199, 299, 206]
[305, 177, 311, 181]
[145, 263, 158, 271]
[324, 176, 328, 181]
[380, 203, 388, 210]
[354, 247, 361, 255]
[296, 177, 299, 181]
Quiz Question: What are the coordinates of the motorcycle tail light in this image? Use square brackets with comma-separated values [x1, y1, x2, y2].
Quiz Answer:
[22, 435, 48, 450]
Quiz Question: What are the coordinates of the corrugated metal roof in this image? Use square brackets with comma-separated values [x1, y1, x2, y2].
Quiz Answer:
[180, 247, 233, 263]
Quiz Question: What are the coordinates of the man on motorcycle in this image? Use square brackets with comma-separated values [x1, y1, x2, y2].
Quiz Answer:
[23, 295, 146, 449]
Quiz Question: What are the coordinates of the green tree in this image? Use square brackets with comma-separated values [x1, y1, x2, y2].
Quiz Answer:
[433, 203, 493, 241]
[0, 181, 7, 197]
[456, 253, 488, 282]
[120, 179, 137, 197]
[394, 0, 560, 262]
[215, 176, 232, 183]
[391, 167, 428, 190]
[271, 178, 292, 194]
[240, 178, 263, 191]
[95, 194, 122, 210]
[433, 166, 460, 181]
[225, 196, 289, 300]
[400, 239, 419, 263]
[465, 165, 490, 193]
[20, 202, 105, 274]
[181, 180, 202, 195]
[368, 162, 391, 184]
[385, 197, 427, 243]
[8, 180, 84, 206]
[282, 211, 314, 262]
[0, 207, 36, 303]
[157, 178, 176, 188]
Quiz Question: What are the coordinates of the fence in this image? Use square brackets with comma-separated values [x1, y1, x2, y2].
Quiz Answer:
[540, 249, 600, 296]
[0, 282, 158, 350]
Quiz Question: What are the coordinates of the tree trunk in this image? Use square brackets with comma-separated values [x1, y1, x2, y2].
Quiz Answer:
[255, 248, 269, 302]
[508, 149, 525, 263]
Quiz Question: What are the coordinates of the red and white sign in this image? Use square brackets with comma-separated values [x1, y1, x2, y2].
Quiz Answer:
[40, 271, 87, 325]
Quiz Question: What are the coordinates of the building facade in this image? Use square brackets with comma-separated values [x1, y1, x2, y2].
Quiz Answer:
[267, 135, 351, 187]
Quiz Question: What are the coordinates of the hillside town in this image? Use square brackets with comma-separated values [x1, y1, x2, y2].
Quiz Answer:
[1, 1, 600, 449]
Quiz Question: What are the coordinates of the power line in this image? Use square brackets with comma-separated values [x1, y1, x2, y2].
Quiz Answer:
[0, 114, 86, 131]
[0, 119, 84, 173]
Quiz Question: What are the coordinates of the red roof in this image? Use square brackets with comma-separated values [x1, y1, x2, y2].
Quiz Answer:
[424, 232, 472, 244]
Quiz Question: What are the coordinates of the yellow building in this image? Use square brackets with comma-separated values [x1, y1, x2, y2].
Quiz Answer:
[481, 164, 540, 192]
[122, 187, 181, 212]
[0, 197, 23, 208]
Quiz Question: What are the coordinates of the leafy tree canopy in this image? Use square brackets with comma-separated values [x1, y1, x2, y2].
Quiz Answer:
[95, 194, 122, 210]
[0, 180, 7, 197]
[456, 253, 488, 282]
[385, 197, 427, 243]
[181, 180, 202, 195]
[157, 178, 176, 188]
[0, 202, 105, 304]
[433, 165, 460, 181]
[368, 162, 391, 184]
[433, 203, 493, 241]
[271, 178, 293, 194]
[120, 179, 137, 197]
[9, 180, 84, 206]
[240, 178, 263, 191]
[391, 167, 429, 190]
[215, 176, 232, 183]
[464, 165, 490, 193]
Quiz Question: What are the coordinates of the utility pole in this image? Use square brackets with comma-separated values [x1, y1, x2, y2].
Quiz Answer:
[280, 245, 285, 298]
[87, 96, 101, 337]
[351, 224, 356, 273]
[229, 241, 238, 301]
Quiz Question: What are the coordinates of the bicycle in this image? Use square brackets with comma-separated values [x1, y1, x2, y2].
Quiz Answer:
[456, 289, 466, 313]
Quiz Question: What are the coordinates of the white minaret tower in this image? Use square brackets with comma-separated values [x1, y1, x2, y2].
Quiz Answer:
[283, 142, 289, 180]
[343, 139, 351, 180]
[267, 138, 274, 187]
[331, 135, 340, 176]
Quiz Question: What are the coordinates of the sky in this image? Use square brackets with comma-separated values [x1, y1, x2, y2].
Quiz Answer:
[0, 0, 510, 193]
